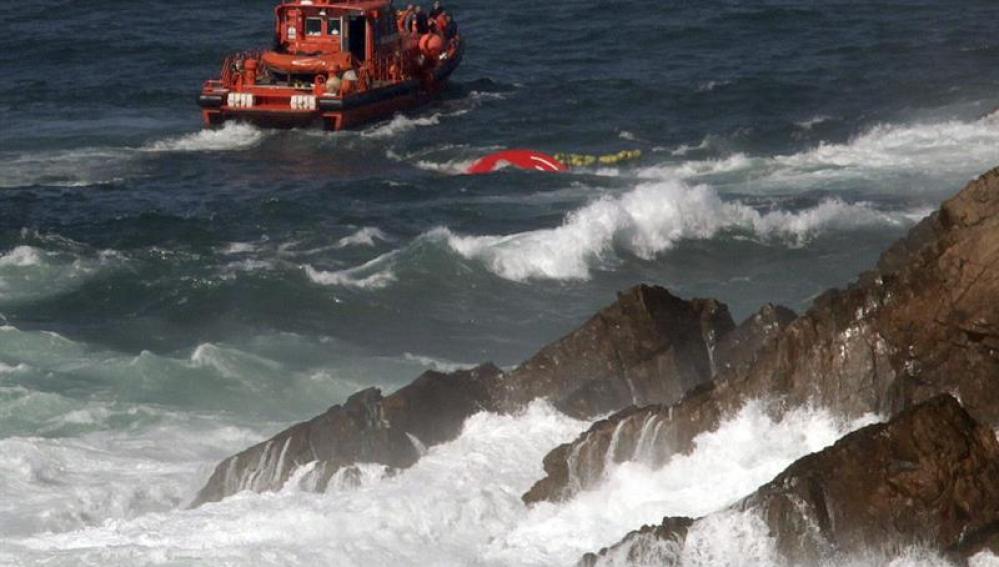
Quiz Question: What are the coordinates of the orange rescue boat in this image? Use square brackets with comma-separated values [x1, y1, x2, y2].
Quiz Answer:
[197, 0, 463, 130]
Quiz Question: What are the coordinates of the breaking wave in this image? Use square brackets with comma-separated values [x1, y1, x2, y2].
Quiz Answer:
[0, 240, 124, 304]
[6, 400, 953, 566]
[641, 116, 999, 195]
[335, 227, 389, 248]
[431, 179, 926, 281]
[303, 251, 398, 290]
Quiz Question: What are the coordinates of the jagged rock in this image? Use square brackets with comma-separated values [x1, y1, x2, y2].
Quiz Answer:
[750, 395, 999, 563]
[580, 395, 999, 565]
[523, 302, 796, 504]
[195, 285, 738, 505]
[192, 363, 501, 506]
[712, 303, 796, 377]
[578, 516, 694, 567]
[525, 167, 999, 504]
[499, 285, 735, 419]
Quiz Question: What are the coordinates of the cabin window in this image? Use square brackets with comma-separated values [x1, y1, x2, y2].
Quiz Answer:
[328, 18, 341, 36]
[305, 17, 323, 36]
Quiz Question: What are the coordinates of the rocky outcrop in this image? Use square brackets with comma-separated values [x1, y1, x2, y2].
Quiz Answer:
[193, 363, 502, 506]
[525, 167, 999, 504]
[195, 285, 751, 505]
[580, 395, 999, 565]
[500, 286, 735, 419]
[578, 516, 694, 567]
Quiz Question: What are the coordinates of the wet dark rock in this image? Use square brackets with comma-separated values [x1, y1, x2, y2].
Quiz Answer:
[526, 167, 999, 504]
[194, 285, 738, 505]
[750, 395, 999, 563]
[500, 286, 735, 419]
[712, 303, 796, 377]
[578, 516, 694, 567]
[192, 363, 501, 506]
[580, 395, 999, 565]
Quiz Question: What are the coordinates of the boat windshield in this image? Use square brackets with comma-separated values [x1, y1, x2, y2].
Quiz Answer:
[305, 17, 323, 36]
[328, 18, 341, 36]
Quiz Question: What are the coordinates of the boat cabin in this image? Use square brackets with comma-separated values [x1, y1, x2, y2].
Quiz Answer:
[274, 0, 399, 63]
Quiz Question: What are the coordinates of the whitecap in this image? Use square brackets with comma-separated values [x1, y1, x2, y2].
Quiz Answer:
[430, 179, 922, 281]
[335, 227, 389, 248]
[143, 122, 267, 153]
[303, 252, 397, 290]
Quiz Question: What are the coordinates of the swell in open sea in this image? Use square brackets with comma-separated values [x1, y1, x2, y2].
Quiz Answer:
[2, 0, 999, 564]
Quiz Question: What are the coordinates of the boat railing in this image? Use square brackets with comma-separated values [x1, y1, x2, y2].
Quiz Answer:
[221, 50, 265, 88]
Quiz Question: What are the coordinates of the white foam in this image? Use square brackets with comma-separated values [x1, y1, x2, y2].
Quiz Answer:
[971, 552, 999, 567]
[4, 396, 952, 566]
[144, 122, 267, 152]
[796, 115, 832, 130]
[0, 243, 124, 304]
[303, 256, 397, 290]
[0, 405, 267, 538]
[492, 402, 877, 564]
[6, 402, 587, 565]
[641, 117, 999, 195]
[414, 156, 477, 175]
[361, 113, 443, 139]
[402, 352, 475, 373]
[696, 80, 732, 93]
[335, 227, 389, 248]
[0, 246, 44, 267]
[223, 242, 258, 255]
[432, 179, 922, 281]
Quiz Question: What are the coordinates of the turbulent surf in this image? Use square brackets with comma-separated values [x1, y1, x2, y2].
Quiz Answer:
[3, 0, 999, 565]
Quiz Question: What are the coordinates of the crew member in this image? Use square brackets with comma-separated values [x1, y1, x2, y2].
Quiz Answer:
[412, 5, 429, 34]
[399, 4, 415, 33]
[429, 1, 444, 18]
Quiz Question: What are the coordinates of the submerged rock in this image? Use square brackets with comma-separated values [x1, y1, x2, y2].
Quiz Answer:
[525, 167, 999, 504]
[580, 395, 999, 565]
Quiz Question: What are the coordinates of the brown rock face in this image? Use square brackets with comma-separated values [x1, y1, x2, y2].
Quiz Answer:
[750, 394, 999, 563]
[499, 286, 734, 419]
[525, 168, 999, 504]
[580, 395, 999, 565]
[194, 285, 739, 505]
[192, 363, 501, 506]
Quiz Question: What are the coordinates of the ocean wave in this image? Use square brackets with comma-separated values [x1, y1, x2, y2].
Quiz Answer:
[0, 241, 124, 305]
[0, 324, 388, 422]
[640, 116, 999, 194]
[795, 114, 832, 130]
[143, 122, 267, 153]
[0, 148, 132, 189]
[4, 400, 892, 566]
[0, 123, 266, 189]
[430, 179, 923, 281]
[0, 410, 266, 537]
[303, 255, 397, 290]
[402, 352, 475, 373]
[335, 227, 389, 248]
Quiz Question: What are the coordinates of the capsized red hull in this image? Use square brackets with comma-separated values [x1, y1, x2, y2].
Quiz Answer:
[467, 150, 569, 174]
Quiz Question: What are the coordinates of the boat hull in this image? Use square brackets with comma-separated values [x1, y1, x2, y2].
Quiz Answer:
[201, 42, 463, 131]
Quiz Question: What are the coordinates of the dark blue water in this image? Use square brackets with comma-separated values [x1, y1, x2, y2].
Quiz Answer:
[1, 1, 999, 562]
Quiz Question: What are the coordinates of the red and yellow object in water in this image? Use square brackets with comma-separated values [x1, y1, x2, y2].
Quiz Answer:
[467, 149, 642, 174]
